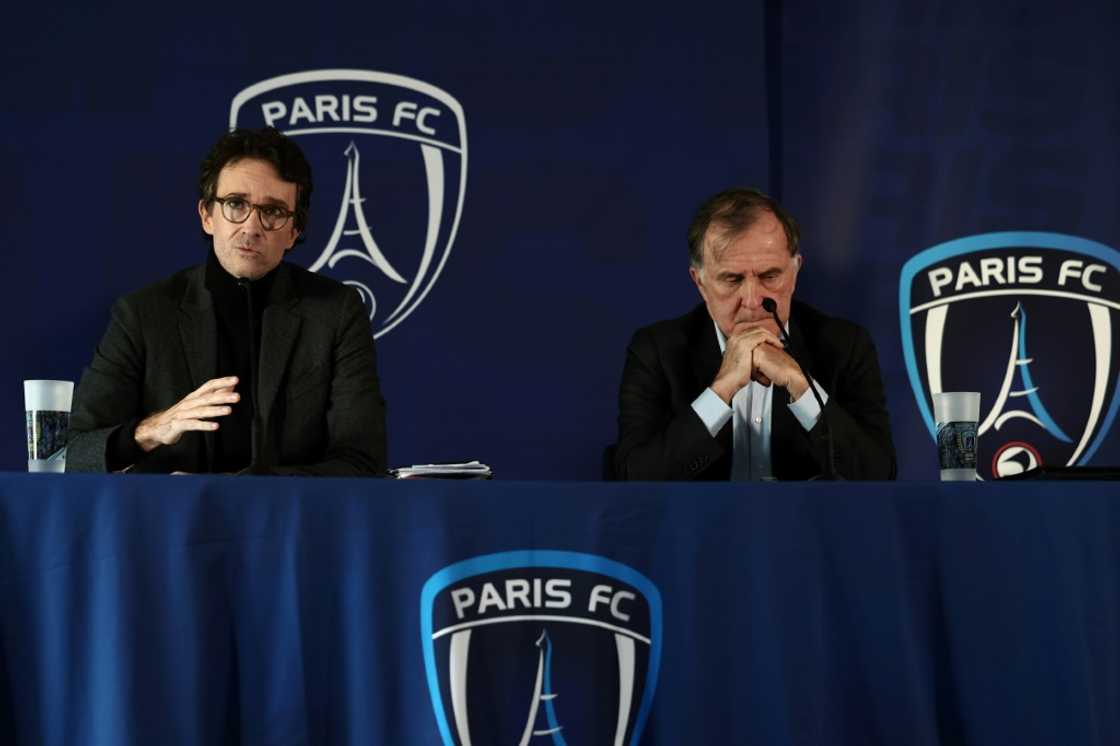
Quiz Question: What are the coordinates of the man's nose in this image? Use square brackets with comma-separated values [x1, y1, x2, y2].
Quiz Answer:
[243, 209, 266, 234]
[738, 276, 763, 308]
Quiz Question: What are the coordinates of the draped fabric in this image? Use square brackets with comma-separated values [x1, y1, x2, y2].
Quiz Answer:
[2, 474, 1117, 744]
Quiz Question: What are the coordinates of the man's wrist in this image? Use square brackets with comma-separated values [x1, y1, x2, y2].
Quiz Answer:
[107, 418, 147, 471]
[134, 417, 160, 453]
[785, 372, 809, 401]
[710, 378, 739, 405]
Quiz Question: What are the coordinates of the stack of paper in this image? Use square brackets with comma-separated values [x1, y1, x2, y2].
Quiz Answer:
[390, 460, 493, 479]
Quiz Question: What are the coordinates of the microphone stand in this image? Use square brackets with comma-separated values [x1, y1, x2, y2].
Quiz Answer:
[237, 278, 260, 468]
[762, 298, 841, 480]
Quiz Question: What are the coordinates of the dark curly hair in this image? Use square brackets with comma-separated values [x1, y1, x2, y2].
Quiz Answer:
[198, 127, 313, 244]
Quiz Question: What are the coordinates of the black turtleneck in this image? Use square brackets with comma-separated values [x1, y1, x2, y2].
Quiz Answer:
[105, 250, 278, 473]
[204, 248, 277, 473]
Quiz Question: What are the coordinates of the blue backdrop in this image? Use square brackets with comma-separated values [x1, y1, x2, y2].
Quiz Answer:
[3, 0, 1117, 478]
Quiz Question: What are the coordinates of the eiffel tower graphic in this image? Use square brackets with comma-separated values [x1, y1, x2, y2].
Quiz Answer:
[980, 302, 1072, 442]
[518, 630, 568, 746]
[308, 142, 408, 286]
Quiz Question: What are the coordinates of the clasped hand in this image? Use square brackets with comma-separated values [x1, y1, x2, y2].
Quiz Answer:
[711, 326, 808, 404]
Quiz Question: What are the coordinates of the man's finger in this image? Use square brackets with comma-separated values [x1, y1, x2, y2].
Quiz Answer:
[193, 377, 239, 396]
[193, 391, 240, 407]
[177, 405, 233, 421]
[173, 419, 222, 433]
[180, 385, 239, 408]
[732, 334, 781, 358]
[730, 327, 782, 347]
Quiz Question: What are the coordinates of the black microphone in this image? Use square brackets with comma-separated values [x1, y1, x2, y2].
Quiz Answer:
[761, 297, 840, 480]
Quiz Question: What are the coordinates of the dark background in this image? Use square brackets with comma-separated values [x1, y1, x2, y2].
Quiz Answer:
[3, 0, 1117, 478]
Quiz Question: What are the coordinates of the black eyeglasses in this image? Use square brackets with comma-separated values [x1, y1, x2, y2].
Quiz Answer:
[213, 196, 295, 231]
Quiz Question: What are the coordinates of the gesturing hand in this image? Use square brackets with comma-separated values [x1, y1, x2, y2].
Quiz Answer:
[134, 376, 240, 453]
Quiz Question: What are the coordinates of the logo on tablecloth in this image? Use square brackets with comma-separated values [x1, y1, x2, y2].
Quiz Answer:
[421, 551, 662, 745]
[899, 232, 1120, 477]
[230, 69, 467, 339]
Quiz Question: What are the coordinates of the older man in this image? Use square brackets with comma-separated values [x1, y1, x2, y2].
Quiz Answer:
[68, 127, 386, 475]
[614, 187, 894, 481]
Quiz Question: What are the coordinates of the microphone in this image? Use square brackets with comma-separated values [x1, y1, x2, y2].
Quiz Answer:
[761, 297, 840, 480]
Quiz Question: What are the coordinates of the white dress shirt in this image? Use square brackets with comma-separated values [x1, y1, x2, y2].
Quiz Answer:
[690, 321, 829, 480]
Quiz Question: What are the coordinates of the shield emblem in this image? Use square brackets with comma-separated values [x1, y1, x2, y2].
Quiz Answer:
[230, 69, 467, 338]
[899, 232, 1120, 477]
[421, 551, 662, 745]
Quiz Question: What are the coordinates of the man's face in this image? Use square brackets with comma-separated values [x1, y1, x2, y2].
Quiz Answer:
[199, 158, 300, 280]
[689, 211, 802, 339]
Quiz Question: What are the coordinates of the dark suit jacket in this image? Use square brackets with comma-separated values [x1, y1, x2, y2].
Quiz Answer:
[614, 301, 895, 480]
[67, 261, 387, 475]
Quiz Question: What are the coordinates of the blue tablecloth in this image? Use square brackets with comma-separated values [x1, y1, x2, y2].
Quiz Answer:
[1, 474, 1117, 745]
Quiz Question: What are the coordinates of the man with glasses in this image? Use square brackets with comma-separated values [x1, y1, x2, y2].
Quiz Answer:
[67, 128, 387, 475]
[613, 187, 895, 481]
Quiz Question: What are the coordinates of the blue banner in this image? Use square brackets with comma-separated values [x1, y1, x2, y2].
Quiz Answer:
[778, 1, 1120, 477]
[3, 1, 1117, 477]
[1, 2, 770, 477]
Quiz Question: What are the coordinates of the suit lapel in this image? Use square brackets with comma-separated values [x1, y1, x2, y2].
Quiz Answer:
[688, 311, 723, 397]
[687, 308, 733, 465]
[787, 310, 818, 386]
[771, 387, 809, 479]
[773, 308, 823, 479]
[258, 307, 301, 425]
[178, 267, 217, 468]
[257, 265, 302, 431]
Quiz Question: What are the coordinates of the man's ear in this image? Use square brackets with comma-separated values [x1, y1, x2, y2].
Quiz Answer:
[689, 265, 708, 303]
[198, 200, 215, 236]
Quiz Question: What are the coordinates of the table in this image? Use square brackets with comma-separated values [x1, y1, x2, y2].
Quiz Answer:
[2, 475, 1117, 745]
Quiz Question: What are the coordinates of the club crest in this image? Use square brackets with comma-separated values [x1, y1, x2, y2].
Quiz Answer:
[421, 551, 662, 745]
[230, 69, 467, 338]
[899, 232, 1120, 478]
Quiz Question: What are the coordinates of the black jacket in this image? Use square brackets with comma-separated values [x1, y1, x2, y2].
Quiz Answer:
[615, 301, 895, 481]
[67, 260, 387, 475]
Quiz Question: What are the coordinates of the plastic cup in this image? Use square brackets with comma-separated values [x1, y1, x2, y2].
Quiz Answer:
[24, 380, 74, 473]
[933, 392, 980, 481]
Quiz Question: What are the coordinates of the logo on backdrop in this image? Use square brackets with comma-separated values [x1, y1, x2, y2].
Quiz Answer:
[230, 69, 467, 339]
[899, 232, 1120, 478]
[421, 551, 662, 745]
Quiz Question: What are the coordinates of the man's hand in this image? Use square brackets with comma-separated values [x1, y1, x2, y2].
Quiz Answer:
[134, 376, 240, 453]
[711, 325, 809, 403]
[711, 326, 782, 403]
[752, 344, 809, 400]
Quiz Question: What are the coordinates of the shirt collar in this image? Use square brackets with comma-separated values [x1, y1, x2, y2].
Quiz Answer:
[204, 247, 279, 305]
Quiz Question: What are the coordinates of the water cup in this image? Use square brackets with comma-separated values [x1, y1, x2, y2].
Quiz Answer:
[933, 392, 980, 481]
[24, 380, 74, 473]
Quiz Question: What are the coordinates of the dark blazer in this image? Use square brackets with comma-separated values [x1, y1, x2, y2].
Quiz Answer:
[614, 301, 895, 480]
[67, 261, 387, 475]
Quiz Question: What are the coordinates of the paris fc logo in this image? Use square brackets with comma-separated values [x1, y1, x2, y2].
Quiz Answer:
[899, 232, 1120, 478]
[421, 551, 662, 745]
[230, 69, 467, 338]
